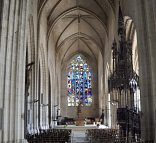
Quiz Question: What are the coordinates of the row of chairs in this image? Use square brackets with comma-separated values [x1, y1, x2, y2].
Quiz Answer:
[86, 129, 145, 143]
[86, 129, 118, 143]
[26, 129, 71, 143]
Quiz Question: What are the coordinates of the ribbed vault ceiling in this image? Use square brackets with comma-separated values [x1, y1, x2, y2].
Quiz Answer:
[38, 0, 115, 62]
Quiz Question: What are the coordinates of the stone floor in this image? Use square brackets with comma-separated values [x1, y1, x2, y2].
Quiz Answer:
[71, 130, 89, 143]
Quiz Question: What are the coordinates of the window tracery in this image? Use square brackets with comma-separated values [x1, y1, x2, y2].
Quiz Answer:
[67, 55, 92, 106]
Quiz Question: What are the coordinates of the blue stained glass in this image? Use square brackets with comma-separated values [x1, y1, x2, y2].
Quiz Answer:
[67, 55, 92, 106]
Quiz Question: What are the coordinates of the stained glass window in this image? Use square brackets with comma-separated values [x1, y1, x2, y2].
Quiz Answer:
[67, 55, 92, 106]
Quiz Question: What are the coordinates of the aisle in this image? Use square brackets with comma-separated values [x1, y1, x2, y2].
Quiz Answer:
[71, 130, 89, 143]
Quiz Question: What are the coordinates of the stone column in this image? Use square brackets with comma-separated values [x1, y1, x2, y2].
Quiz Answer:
[0, 0, 28, 142]
[136, 0, 155, 141]
[9, 0, 20, 141]
[143, 0, 156, 142]
[151, 0, 156, 141]
[14, 0, 28, 141]
[0, 0, 10, 142]
[1, 0, 17, 142]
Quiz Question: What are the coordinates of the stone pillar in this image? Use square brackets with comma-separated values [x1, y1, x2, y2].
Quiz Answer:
[9, 0, 20, 141]
[0, 0, 10, 142]
[0, 1, 9, 142]
[136, 0, 156, 142]
[151, 0, 156, 141]
[1, 0, 16, 142]
[143, 1, 156, 142]
[44, 45, 49, 129]
[0, 0, 28, 142]
[14, 0, 28, 142]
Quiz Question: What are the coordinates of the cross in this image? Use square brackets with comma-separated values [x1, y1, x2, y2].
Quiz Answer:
[64, 12, 93, 23]
[64, 0, 94, 22]
[63, 0, 92, 48]
[65, 0, 94, 23]
[63, 11, 91, 46]
[63, 0, 93, 23]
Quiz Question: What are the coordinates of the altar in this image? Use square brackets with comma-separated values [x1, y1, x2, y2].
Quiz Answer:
[55, 124, 109, 132]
